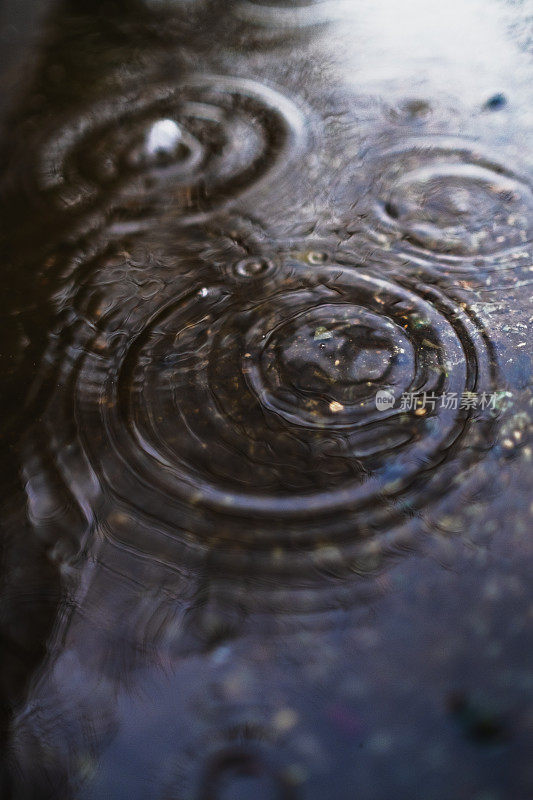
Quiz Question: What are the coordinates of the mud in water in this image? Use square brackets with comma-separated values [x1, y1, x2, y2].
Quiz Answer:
[0, 1, 532, 799]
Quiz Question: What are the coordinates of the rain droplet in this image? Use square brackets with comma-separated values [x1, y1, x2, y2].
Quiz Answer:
[307, 250, 329, 265]
[234, 257, 274, 278]
[145, 118, 182, 160]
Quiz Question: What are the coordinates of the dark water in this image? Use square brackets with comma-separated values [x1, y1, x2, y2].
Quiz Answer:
[0, 1, 532, 798]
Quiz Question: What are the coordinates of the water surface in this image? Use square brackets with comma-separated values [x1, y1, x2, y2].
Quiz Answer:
[0, 1, 532, 798]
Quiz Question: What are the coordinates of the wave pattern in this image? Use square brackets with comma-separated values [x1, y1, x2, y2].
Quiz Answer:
[38, 75, 307, 226]
[233, 0, 340, 29]
[337, 137, 533, 275]
[19, 73, 525, 624]
[28, 227, 497, 616]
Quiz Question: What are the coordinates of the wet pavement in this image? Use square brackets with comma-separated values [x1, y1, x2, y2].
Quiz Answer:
[0, 1, 532, 798]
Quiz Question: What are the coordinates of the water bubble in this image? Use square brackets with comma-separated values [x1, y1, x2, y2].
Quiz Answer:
[234, 257, 275, 279]
[144, 118, 182, 161]
[306, 250, 329, 265]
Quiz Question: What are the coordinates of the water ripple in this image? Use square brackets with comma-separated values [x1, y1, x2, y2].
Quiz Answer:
[337, 137, 533, 275]
[26, 233, 498, 616]
[233, 0, 341, 29]
[38, 75, 307, 226]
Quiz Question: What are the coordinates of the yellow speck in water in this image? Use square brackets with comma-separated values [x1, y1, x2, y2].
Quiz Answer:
[273, 708, 298, 733]
[329, 401, 344, 413]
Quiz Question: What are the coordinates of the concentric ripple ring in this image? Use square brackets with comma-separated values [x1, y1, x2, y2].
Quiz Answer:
[68, 260, 494, 548]
[234, 0, 342, 28]
[348, 137, 533, 272]
[38, 75, 307, 222]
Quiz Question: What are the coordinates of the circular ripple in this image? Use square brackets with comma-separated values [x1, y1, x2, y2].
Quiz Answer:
[38, 75, 306, 223]
[62, 256, 495, 567]
[246, 302, 414, 430]
[233, 0, 339, 28]
[353, 137, 533, 271]
[115, 270, 478, 516]
[28, 236, 499, 620]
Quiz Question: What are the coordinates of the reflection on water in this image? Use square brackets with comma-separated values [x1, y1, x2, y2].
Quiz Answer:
[0, 1, 532, 798]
